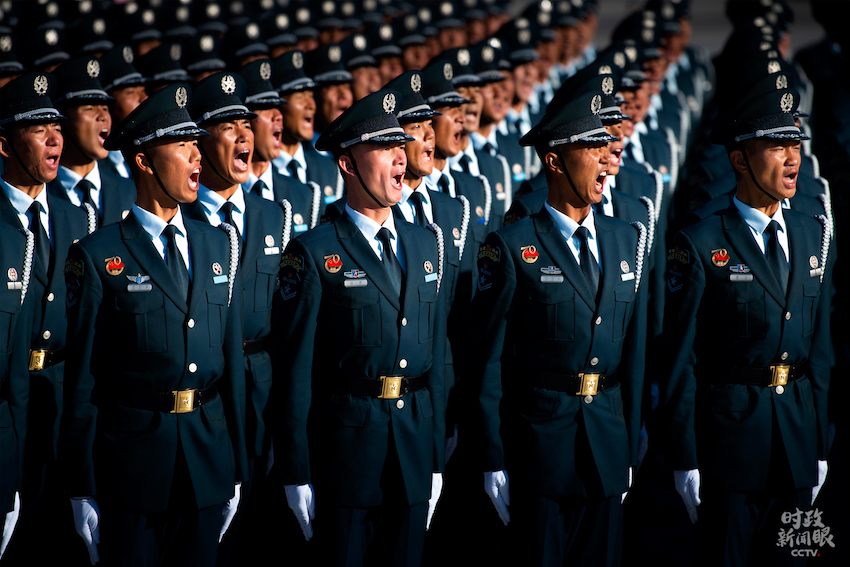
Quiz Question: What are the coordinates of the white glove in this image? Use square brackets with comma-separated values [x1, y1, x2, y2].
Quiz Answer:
[426, 473, 443, 530]
[284, 484, 315, 541]
[483, 470, 510, 526]
[219, 482, 242, 543]
[445, 426, 459, 463]
[621, 467, 634, 504]
[673, 469, 701, 524]
[70, 497, 101, 565]
[811, 460, 828, 505]
[1, 491, 21, 558]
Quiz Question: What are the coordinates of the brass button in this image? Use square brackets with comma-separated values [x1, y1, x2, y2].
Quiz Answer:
[187, 318, 195, 328]
[590, 357, 599, 366]
[775, 385, 785, 395]
[401, 317, 407, 327]
[399, 359, 408, 369]
[785, 312, 791, 320]
[188, 362, 198, 373]
[47, 293, 55, 302]
[780, 352, 788, 361]
[396, 400, 405, 409]
[595, 317, 602, 325]
[584, 395, 594, 404]
[42, 330, 51, 340]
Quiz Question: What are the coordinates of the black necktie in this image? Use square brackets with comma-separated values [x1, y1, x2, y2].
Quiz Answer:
[220, 201, 241, 238]
[575, 226, 600, 296]
[162, 225, 189, 300]
[287, 160, 300, 182]
[28, 201, 50, 281]
[407, 192, 428, 227]
[438, 174, 450, 195]
[459, 155, 472, 175]
[77, 179, 99, 221]
[251, 179, 268, 197]
[483, 142, 495, 155]
[592, 193, 610, 216]
[376, 227, 403, 298]
[764, 220, 789, 295]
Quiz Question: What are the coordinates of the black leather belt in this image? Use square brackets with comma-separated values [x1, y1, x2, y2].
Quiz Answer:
[723, 364, 805, 387]
[242, 338, 267, 355]
[337, 374, 426, 399]
[28, 347, 66, 371]
[121, 384, 218, 414]
[528, 370, 619, 396]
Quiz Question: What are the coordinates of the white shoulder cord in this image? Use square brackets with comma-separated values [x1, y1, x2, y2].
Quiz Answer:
[307, 181, 321, 228]
[638, 197, 656, 258]
[279, 198, 293, 251]
[630, 221, 647, 293]
[457, 195, 470, 262]
[82, 203, 97, 234]
[426, 222, 445, 294]
[218, 223, 239, 306]
[19, 228, 34, 306]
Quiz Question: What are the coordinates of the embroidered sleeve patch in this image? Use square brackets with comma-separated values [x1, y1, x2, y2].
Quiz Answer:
[667, 247, 689, 265]
[64, 258, 84, 308]
[478, 244, 501, 263]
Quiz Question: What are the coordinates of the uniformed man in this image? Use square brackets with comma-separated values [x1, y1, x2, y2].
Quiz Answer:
[48, 55, 136, 229]
[59, 83, 248, 566]
[271, 88, 447, 566]
[470, 90, 648, 566]
[660, 87, 830, 567]
[0, 72, 90, 566]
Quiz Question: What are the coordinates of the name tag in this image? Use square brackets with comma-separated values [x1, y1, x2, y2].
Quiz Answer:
[343, 279, 368, 288]
[424, 273, 438, 283]
[730, 274, 753, 282]
[454, 239, 462, 247]
[127, 283, 152, 292]
[7, 282, 22, 290]
[495, 193, 506, 200]
[324, 195, 336, 204]
[540, 275, 564, 283]
[213, 275, 228, 284]
[621, 272, 635, 281]
[264, 247, 280, 255]
[662, 174, 671, 183]
[294, 224, 308, 233]
[810, 268, 824, 277]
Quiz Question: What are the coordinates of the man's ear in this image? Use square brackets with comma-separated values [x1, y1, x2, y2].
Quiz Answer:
[544, 150, 564, 175]
[0, 134, 10, 160]
[729, 149, 748, 176]
[338, 153, 355, 177]
[135, 151, 153, 176]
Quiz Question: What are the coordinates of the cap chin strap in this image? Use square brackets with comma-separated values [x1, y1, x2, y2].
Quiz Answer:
[557, 148, 590, 207]
[198, 144, 236, 188]
[740, 144, 779, 202]
[346, 148, 392, 209]
[143, 149, 182, 205]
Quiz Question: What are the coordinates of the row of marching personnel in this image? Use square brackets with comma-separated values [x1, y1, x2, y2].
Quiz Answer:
[0, 0, 844, 566]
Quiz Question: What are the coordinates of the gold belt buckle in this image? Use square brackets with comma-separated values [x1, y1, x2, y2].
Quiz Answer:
[28, 349, 48, 372]
[378, 376, 403, 399]
[576, 373, 601, 396]
[768, 365, 791, 388]
[171, 389, 197, 413]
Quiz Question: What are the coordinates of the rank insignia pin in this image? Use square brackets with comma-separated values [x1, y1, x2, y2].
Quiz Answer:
[540, 266, 562, 275]
[343, 270, 366, 278]
[212, 262, 223, 276]
[424, 261, 433, 274]
[126, 273, 151, 284]
[729, 264, 751, 273]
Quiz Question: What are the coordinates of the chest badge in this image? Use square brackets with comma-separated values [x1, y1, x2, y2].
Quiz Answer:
[264, 234, 275, 247]
[809, 255, 818, 269]
[104, 256, 124, 276]
[424, 261, 433, 274]
[620, 260, 629, 273]
[127, 273, 150, 284]
[212, 262, 223, 276]
[324, 254, 342, 274]
[521, 245, 539, 264]
[711, 248, 730, 267]
[7, 268, 17, 282]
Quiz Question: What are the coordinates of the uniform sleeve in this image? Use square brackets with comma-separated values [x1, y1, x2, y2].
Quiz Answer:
[59, 242, 103, 498]
[8, 286, 32, 490]
[469, 231, 516, 472]
[809, 231, 834, 461]
[270, 237, 322, 486]
[221, 263, 249, 482]
[659, 231, 705, 471]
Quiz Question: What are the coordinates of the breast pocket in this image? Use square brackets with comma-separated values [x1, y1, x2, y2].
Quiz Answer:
[802, 278, 821, 336]
[114, 291, 167, 352]
[717, 281, 766, 338]
[207, 285, 229, 347]
[332, 285, 382, 347]
[418, 283, 438, 344]
[613, 284, 636, 341]
[253, 257, 278, 313]
[522, 285, 575, 342]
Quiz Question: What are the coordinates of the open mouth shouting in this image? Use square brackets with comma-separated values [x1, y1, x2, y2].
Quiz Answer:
[595, 171, 607, 193]
[99, 128, 110, 146]
[234, 148, 251, 173]
[783, 168, 798, 190]
[189, 166, 202, 190]
[610, 148, 622, 167]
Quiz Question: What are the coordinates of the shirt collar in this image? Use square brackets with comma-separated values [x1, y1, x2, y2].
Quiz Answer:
[470, 131, 489, 151]
[133, 203, 188, 241]
[198, 185, 246, 218]
[58, 162, 102, 192]
[733, 195, 787, 235]
[345, 203, 398, 242]
[1, 177, 47, 216]
[544, 200, 597, 241]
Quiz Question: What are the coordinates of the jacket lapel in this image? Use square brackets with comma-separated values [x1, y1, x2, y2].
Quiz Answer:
[594, 215, 620, 315]
[532, 210, 596, 310]
[721, 207, 786, 307]
[398, 221, 422, 316]
[121, 213, 189, 313]
[186, 220, 212, 316]
[784, 212, 808, 308]
[241, 194, 263, 269]
[336, 213, 401, 311]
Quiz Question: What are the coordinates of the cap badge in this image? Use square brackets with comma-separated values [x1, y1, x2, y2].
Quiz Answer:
[260, 61, 271, 80]
[0, 36, 11, 52]
[276, 14, 289, 29]
[45, 29, 59, 46]
[175, 86, 188, 108]
[142, 9, 155, 25]
[404, 14, 417, 30]
[591, 94, 602, 115]
[33, 75, 49, 96]
[602, 77, 614, 95]
[440, 2, 453, 16]
[482, 46, 494, 62]
[322, 0, 335, 14]
[200, 35, 214, 53]
[625, 46, 637, 62]
[380, 25, 393, 41]
[354, 34, 366, 50]
[383, 92, 396, 114]
[87, 59, 100, 78]
[247, 23, 260, 39]
[329, 46, 341, 63]
[516, 18, 529, 29]
[780, 92, 794, 113]
[518, 29, 531, 45]
[7, 268, 17, 282]
[642, 29, 654, 42]
[662, 4, 675, 19]
[614, 52, 626, 68]
[443, 62, 453, 81]
[292, 51, 303, 69]
[775, 74, 788, 89]
[296, 7, 310, 23]
[521, 245, 539, 264]
[207, 3, 220, 18]
[711, 248, 730, 267]
[93, 19, 106, 35]
[767, 60, 781, 74]
[458, 49, 470, 66]
[324, 254, 342, 273]
[221, 75, 236, 94]
[122, 45, 134, 63]
[411, 73, 422, 93]
[424, 260, 433, 274]
[170, 44, 182, 61]
[598, 65, 612, 74]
